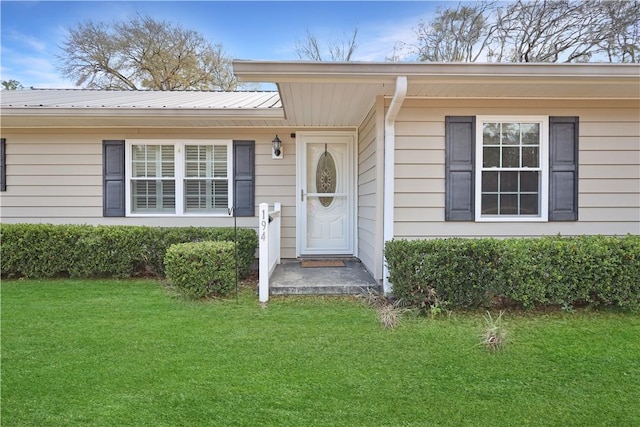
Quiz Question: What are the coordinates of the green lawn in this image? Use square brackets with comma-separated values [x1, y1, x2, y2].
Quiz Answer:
[2, 279, 639, 426]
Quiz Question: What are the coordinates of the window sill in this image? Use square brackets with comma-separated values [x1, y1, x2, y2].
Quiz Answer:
[127, 213, 232, 218]
[475, 216, 548, 223]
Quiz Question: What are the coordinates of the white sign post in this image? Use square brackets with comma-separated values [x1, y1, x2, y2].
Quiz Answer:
[258, 203, 269, 303]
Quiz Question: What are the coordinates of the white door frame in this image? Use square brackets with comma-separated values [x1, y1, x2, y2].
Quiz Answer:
[296, 131, 357, 257]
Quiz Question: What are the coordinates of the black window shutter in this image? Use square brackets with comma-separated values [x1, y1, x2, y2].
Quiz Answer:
[103, 140, 125, 217]
[0, 138, 6, 192]
[445, 116, 475, 221]
[233, 140, 255, 217]
[549, 117, 579, 221]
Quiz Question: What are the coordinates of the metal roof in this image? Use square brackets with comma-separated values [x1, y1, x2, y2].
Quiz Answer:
[2, 62, 638, 129]
[0, 89, 281, 110]
[0, 89, 286, 128]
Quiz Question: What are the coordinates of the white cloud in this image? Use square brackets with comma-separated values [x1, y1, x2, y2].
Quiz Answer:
[6, 30, 47, 53]
[1, 51, 75, 88]
[0, 27, 72, 87]
[353, 11, 432, 62]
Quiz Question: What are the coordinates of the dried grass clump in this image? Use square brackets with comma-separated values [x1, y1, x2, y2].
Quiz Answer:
[359, 289, 411, 330]
[481, 311, 507, 351]
[378, 304, 403, 329]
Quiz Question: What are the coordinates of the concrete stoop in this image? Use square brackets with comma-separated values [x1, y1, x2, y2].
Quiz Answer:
[271, 283, 383, 296]
[268, 259, 382, 296]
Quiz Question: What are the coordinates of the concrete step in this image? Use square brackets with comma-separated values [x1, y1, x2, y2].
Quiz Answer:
[268, 259, 381, 296]
[270, 283, 382, 296]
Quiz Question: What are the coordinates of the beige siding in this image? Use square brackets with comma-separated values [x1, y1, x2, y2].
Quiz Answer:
[393, 98, 640, 238]
[357, 97, 384, 280]
[3, 97, 637, 269]
[0, 128, 301, 259]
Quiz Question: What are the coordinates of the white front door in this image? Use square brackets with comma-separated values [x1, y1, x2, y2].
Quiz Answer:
[297, 132, 355, 256]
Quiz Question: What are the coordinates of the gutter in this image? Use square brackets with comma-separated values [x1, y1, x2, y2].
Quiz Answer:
[383, 76, 407, 294]
[0, 107, 284, 119]
[233, 60, 640, 82]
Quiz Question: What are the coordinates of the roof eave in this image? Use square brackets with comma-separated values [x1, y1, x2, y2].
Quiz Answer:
[233, 60, 640, 82]
[0, 106, 285, 120]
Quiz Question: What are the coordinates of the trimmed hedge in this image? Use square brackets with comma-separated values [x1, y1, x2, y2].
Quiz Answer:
[385, 235, 640, 311]
[165, 241, 236, 298]
[0, 224, 257, 279]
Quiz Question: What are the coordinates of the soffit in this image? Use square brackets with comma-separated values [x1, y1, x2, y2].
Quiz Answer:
[236, 60, 640, 127]
[276, 82, 384, 127]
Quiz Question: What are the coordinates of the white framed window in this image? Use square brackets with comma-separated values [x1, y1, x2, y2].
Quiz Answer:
[475, 116, 549, 222]
[126, 140, 233, 216]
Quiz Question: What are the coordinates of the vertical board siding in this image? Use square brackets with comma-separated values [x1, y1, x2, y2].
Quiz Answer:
[549, 117, 579, 221]
[232, 141, 256, 217]
[357, 104, 379, 276]
[102, 140, 126, 217]
[444, 116, 475, 221]
[393, 99, 640, 237]
[1, 138, 7, 192]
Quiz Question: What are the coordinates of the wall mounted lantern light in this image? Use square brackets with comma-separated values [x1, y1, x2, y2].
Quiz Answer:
[272, 135, 283, 159]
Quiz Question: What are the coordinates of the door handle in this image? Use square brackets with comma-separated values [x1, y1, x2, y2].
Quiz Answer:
[301, 189, 304, 202]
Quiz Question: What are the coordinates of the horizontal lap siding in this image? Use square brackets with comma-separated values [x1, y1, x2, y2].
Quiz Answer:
[0, 129, 301, 259]
[393, 99, 640, 238]
[254, 136, 297, 259]
[3, 135, 104, 222]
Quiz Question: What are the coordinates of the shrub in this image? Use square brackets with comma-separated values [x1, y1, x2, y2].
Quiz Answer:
[156, 227, 256, 277]
[385, 238, 502, 309]
[0, 223, 83, 278]
[70, 226, 154, 278]
[164, 241, 236, 299]
[385, 235, 640, 311]
[0, 224, 257, 279]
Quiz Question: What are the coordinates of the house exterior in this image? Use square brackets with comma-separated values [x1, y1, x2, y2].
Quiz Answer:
[1, 61, 639, 292]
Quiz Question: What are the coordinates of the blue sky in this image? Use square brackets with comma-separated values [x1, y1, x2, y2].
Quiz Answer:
[1, 1, 446, 88]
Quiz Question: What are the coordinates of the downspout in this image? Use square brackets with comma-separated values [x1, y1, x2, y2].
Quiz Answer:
[383, 76, 407, 294]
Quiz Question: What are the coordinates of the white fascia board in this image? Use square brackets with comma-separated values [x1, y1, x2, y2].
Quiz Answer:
[233, 60, 640, 82]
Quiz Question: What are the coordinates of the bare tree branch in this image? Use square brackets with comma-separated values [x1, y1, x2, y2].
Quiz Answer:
[414, 2, 497, 62]
[295, 30, 323, 61]
[409, 0, 639, 63]
[295, 28, 359, 61]
[58, 15, 237, 90]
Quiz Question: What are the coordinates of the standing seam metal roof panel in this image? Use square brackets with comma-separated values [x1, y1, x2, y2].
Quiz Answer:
[0, 89, 282, 109]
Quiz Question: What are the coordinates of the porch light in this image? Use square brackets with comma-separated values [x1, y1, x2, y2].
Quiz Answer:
[272, 135, 283, 159]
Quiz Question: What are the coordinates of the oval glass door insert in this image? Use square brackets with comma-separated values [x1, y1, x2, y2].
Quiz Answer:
[316, 150, 337, 207]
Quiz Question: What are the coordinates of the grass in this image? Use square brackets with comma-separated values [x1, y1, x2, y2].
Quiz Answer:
[2, 279, 639, 426]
